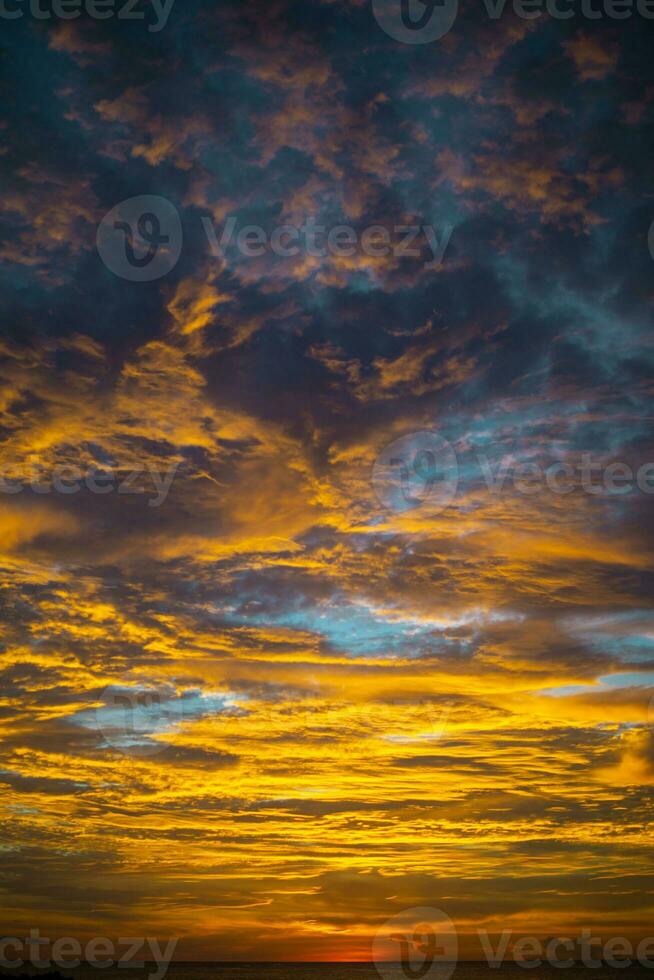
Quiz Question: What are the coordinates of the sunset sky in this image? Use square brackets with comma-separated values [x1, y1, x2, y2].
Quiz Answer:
[1, 0, 654, 962]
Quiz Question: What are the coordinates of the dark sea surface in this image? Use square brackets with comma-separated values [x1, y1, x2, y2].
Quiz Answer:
[3, 964, 654, 980]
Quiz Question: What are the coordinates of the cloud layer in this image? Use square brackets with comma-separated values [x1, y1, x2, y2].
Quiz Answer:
[0, 0, 653, 960]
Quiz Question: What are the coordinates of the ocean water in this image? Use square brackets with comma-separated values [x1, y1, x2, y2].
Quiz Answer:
[3, 964, 653, 980]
